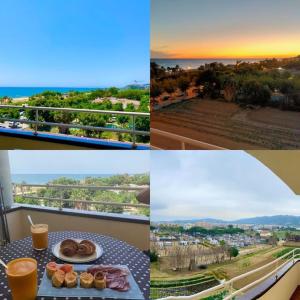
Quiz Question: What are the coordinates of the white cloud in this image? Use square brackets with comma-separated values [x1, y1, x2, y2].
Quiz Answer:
[151, 151, 300, 221]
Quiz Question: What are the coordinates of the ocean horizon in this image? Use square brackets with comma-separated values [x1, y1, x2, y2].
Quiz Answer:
[11, 174, 116, 184]
[0, 87, 101, 98]
[151, 58, 261, 70]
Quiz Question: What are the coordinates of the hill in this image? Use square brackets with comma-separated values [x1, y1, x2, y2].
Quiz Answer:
[157, 215, 300, 227]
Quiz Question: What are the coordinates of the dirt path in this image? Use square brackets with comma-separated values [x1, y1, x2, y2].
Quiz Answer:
[151, 99, 300, 149]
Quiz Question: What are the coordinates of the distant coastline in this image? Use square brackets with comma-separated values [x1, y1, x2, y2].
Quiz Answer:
[151, 58, 260, 69]
[11, 174, 115, 184]
[0, 87, 99, 98]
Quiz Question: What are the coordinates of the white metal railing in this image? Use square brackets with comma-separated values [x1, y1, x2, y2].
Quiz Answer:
[13, 183, 146, 191]
[13, 183, 149, 213]
[156, 248, 300, 300]
[0, 105, 150, 146]
[151, 128, 226, 150]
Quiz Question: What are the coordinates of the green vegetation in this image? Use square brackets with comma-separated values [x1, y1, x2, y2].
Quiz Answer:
[14, 174, 150, 216]
[150, 274, 219, 299]
[273, 247, 296, 259]
[229, 247, 239, 259]
[0, 87, 150, 143]
[155, 224, 244, 236]
[150, 251, 159, 263]
[187, 226, 244, 236]
[276, 228, 300, 239]
[151, 56, 300, 110]
[151, 274, 215, 288]
[202, 291, 229, 300]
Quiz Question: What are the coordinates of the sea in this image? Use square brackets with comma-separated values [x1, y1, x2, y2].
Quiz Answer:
[11, 174, 114, 184]
[151, 59, 260, 70]
[0, 87, 100, 98]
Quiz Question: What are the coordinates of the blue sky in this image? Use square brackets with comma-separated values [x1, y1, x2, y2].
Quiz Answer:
[0, 0, 149, 87]
[9, 151, 149, 174]
[151, 151, 300, 221]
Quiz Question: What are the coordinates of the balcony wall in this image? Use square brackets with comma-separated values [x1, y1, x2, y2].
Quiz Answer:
[0, 135, 92, 149]
[6, 206, 149, 251]
[258, 262, 300, 300]
[0, 132, 145, 150]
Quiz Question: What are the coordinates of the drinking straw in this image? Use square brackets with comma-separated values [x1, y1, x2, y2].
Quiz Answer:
[0, 258, 7, 269]
[27, 215, 34, 226]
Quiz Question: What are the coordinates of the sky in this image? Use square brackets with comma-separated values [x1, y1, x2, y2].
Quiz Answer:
[8, 151, 149, 174]
[0, 0, 149, 87]
[151, 151, 300, 221]
[151, 0, 300, 59]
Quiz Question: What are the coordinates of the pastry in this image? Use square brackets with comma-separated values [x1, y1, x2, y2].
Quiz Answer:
[46, 261, 57, 278]
[52, 270, 65, 288]
[77, 240, 96, 256]
[80, 272, 94, 288]
[60, 239, 78, 257]
[65, 271, 78, 288]
[60, 264, 73, 274]
[94, 271, 106, 289]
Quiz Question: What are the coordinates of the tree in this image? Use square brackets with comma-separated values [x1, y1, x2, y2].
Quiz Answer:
[150, 251, 158, 262]
[108, 87, 119, 96]
[162, 79, 176, 95]
[151, 62, 166, 78]
[78, 113, 106, 137]
[228, 247, 239, 260]
[239, 80, 271, 106]
[268, 233, 278, 246]
[53, 111, 75, 134]
[177, 77, 190, 95]
[150, 81, 162, 100]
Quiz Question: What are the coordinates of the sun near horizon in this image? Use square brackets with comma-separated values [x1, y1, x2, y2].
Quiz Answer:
[151, 0, 300, 60]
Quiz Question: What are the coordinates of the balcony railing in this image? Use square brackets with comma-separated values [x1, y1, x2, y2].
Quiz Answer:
[151, 128, 226, 150]
[156, 248, 300, 300]
[0, 105, 150, 147]
[12, 183, 149, 216]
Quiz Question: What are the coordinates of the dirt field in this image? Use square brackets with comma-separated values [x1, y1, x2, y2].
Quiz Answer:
[151, 245, 284, 290]
[151, 99, 300, 149]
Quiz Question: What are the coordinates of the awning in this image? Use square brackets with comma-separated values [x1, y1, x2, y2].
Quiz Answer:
[248, 150, 300, 195]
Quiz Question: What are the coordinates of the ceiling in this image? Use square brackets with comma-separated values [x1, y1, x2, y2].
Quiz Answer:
[248, 150, 300, 195]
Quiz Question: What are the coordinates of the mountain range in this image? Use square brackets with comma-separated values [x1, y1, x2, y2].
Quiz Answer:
[157, 215, 300, 227]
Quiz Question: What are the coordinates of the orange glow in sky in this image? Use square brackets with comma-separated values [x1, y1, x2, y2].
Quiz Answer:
[154, 35, 300, 59]
[151, 0, 300, 59]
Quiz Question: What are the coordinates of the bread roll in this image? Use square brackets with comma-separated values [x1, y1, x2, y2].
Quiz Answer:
[52, 270, 65, 288]
[80, 272, 94, 288]
[94, 271, 106, 289]
[46, 262, 57, 279]
[65, 271, 78, 288]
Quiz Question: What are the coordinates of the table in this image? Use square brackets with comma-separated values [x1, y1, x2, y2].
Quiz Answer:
[0, 231, 149, 300]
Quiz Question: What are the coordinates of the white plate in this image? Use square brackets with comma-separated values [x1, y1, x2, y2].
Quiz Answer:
[52, 239, 103, 263]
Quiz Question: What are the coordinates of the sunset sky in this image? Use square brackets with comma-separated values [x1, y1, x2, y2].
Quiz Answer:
[151, 0, 300, 59]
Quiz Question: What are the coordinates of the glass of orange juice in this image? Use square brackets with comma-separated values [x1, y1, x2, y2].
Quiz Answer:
[6, 258, 37, 300]
[31, 224, 48, 250]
